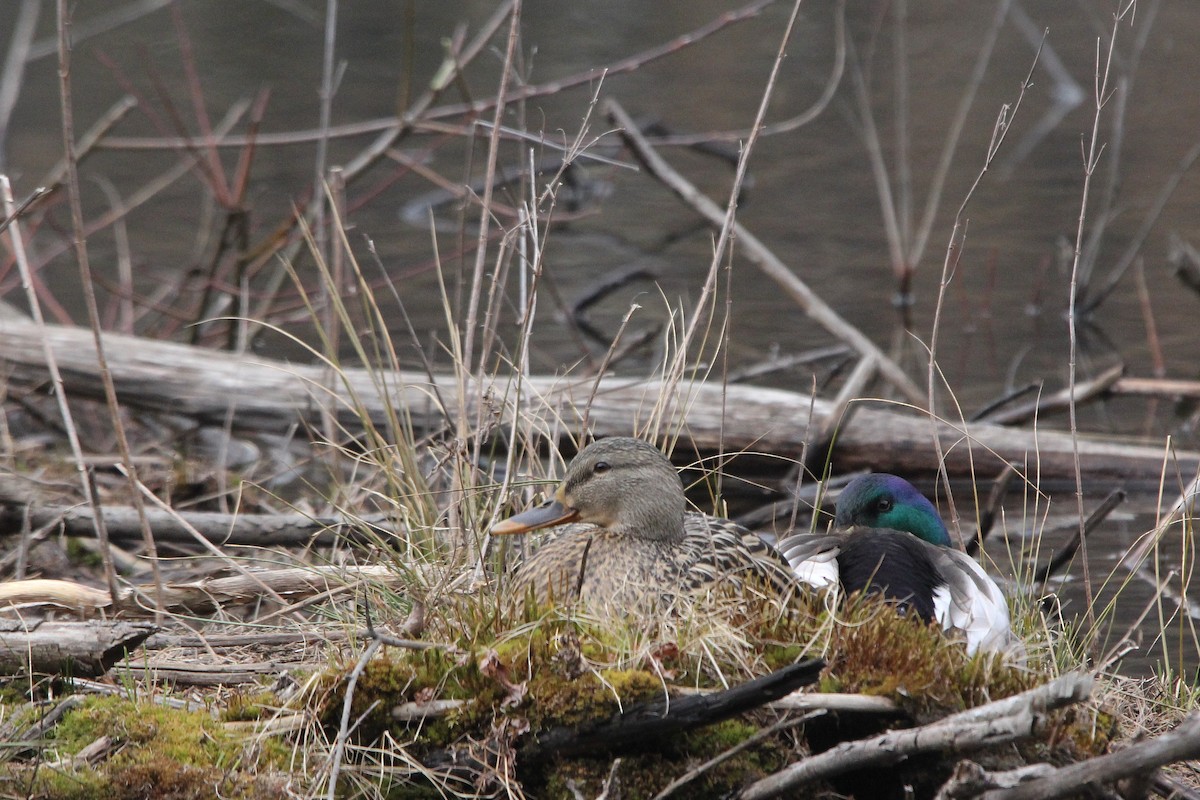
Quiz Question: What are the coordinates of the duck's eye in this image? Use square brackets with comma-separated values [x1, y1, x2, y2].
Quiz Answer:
[877, 498, 892, 512]
[593, 461, 611, 474]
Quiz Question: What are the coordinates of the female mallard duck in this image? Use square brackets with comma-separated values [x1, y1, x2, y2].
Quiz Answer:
[777, 473, 1015, 655]
[492, 437, 797, 610]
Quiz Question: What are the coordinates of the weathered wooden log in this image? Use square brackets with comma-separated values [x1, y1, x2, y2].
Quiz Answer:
[129, 659, 314, 686]
[976, 711, 1200, 800]
[737, 672, 1094, 800]
[0, 319, 1193, 484]
[0, 501, 391, 548]
[0, 619, 157, 677]
[0, 565, 402, 616]
[518, 657, 825, 762]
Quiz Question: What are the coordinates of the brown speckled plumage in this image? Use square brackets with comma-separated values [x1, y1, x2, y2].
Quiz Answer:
[492, 438, 796, 610]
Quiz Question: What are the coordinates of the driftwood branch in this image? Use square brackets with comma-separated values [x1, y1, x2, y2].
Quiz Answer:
[0, 619, 156, 677]
[768, 691, 903, 716]
[127, 659, 316, 686]
[980, 364, 1126, 425]
[0, 501, 390, 547]
[1, 320, 1193, 484]
[977, 712, 1200, 800]
[519, 657, 825, 762]
[934, 761, 1058, 799]
[738, 672, 1094, 800]
[0, 565, 403, 616]
[605, 98, 925, 406]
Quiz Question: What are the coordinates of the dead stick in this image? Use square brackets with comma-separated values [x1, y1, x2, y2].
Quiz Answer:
[1034, 489, 1125, 586]
[604, 98, 925, 406]
[982, 364, 1124, 425]
[978, 712, 1200, 800]
[738, 673, 1092, 800]
[968, 464, 1017, 556]
[1110, 376, 1200, 399]
[0, 501, 386, 547]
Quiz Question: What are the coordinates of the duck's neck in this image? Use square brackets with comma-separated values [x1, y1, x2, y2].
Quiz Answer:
[615, 486, 687, 544]
[891, 501, 951, 547]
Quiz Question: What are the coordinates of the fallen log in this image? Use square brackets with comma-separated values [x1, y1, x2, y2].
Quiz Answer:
[0, 501, 387, 547]
[0, 565, 402, 616]
[129, 659, 316, 686]
[518, 657, 826, 762]
[1, 319, 1194, 483]
[737, 672, 1094, 800]
[976, 711, 1200, 800]
[0, 619, 157, 678]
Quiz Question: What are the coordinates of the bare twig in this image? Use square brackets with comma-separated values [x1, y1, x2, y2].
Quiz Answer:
[977, 713, 1200, 800]
[924, 25, 1038, 543]
[1067, 2, 1138, 634]
[3, 158, 124, 610]
[1035, 488, 1126, 587]
[0, 185, 47, 236]
[969, 383, 1042, 423]
[738, 673, 1093, 800]
[326, 637, 382, 800]
[649, 0, 807, 448]
[56, 0, 163, 618]
[980, 364, 1125, 426]
[605, 99, 924, 405]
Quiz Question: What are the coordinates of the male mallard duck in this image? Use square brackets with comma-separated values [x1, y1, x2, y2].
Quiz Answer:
[777, 473, 1015, 655]
[492, 437, 797, 610]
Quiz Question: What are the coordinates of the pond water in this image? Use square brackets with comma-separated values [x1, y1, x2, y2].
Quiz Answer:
[2, 1, 1198, 676]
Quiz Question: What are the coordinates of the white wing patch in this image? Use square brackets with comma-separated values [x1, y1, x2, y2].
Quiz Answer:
[778, 536, 842, 590]
[934, 548, 1018, 657]
[791, 554, 840, 589]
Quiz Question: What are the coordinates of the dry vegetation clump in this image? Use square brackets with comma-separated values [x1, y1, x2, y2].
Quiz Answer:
[277, 585, 1086, 798]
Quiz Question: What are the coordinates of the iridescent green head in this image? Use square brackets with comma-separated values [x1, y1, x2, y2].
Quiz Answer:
[833, 473, 952, 547]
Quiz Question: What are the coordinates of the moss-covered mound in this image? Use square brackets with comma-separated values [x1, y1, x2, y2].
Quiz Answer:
[7, 695, 290, 800]
[0, 590, 1114, 800]
[300, 590, 1099, 798]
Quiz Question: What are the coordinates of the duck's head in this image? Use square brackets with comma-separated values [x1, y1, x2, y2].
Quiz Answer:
[833, 473, 952, 547]
[491, 437, 687, 542]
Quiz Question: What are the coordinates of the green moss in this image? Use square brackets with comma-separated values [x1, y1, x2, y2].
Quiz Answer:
[822, 597, 1037, 721]
[51, 696, 223, 765]
[762, 643, 806, 671]
[220, 690, 280, 723]
[65, 537, 106, 568]
[304, 586, 1112, 798]
[525, 667, 662, 730]
[4, 694, 290, 800]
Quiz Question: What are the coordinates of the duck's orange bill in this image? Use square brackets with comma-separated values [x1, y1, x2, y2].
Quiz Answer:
[492, 499, 580, 535]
